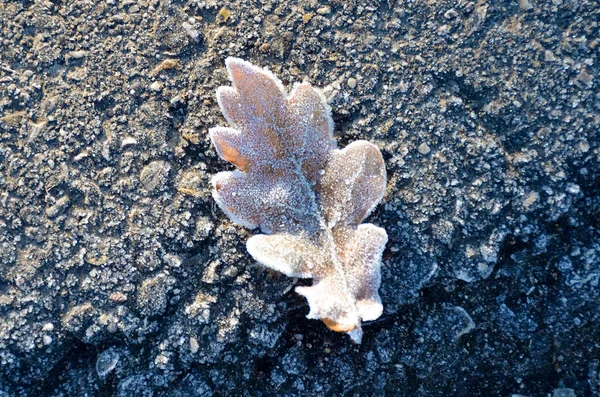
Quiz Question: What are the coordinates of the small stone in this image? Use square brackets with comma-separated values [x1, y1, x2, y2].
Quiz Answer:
[552, 389, 575, 397]
[136, 273, 173, 317]
[121, 136, 138, 147]
[418, 142, 431, 155]
[98, 313, 109, 326]
[194, 216, 214, 241]
[544, 50, 556, 62]
[96, 348, 120, 377]
[182, 22, 200, 42]
[218, 7, 231, 21]
[522, 192, 539, 210]
[258, 43, 270, 53]
[73, 151, 89, 162]
[66, 68, 87, 81]
[130, 81, 143, 96]
[42, 323, 54, 332]
[170, 95, 184, 106]
[576, 70, 593, 86]
[443, 9, 458, 19]
[149, 81, 162, 92]
[109, 292, 128, 303]
[190, 337, 199, 354]
[302, 13, 314, 23]
[140, 161, 171, 193]
[519, 0, 533, 10]
[566, 183, 580, 195]
[42, 335, 53, 345]
[317, 6, 331, 15]
[66, 50, 88, 61]
[347, 78, 357, 89]
[46, 196, 70, 218]
[155, 354, 169, 366]
[438, 24, 450, 35]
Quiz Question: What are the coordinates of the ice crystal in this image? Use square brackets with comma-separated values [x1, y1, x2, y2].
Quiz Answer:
[209, 58, 388, 343]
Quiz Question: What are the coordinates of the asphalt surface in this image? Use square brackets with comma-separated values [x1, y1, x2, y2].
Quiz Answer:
[1, 1, 599, 396]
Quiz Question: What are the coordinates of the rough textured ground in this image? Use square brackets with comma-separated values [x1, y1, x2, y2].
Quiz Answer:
[1, 0, 599, 396]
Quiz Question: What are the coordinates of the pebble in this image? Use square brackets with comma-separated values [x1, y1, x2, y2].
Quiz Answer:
[182, 22, 200, 42]
[302, 13, 314, 23]
[522, 192, 539, 210]
[565, 183, 580, 195]
[155, 354, 169, 366]
[579, 141, 590, 153]
[190, 337, 199, 354]
[170, 95, 184, 106]
[96, 348, 120, 377]
[73, 151, 89, 162]
[121, 136, 138, 147]
[149, 81, 162, 92]
[519, 0, 534, 10]
[552, 389, 575, 397]
[46, 196, 70, 218]
[576, 70, 593, 86]
[545, 50, 557, 62]
[219, 7, 231, 22]
[109, 292, 128, 303]
[317, 6, 331, 15]
[140, 161, 171, 193]
[66, 50, 88, 61]
[418, 142, 431, 155]
[347, 77, 357, 89]
[444, 9, 458, 19]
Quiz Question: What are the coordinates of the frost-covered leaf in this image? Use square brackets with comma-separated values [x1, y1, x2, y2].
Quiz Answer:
[318, 141, 387, 227]
[209, 57, 388, 343]
[246, 234, 320, 278]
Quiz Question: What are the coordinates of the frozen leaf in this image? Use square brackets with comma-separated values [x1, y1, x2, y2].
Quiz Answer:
[209, 58, 388, 343]
[318, 140, 387, 227]
[247, 234, 319, 278]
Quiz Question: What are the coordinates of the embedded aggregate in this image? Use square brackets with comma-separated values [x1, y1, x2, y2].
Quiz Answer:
[0, 0, 599, 395]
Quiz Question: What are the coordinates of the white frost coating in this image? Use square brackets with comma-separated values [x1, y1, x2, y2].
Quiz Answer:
[209, 57, 388, 343]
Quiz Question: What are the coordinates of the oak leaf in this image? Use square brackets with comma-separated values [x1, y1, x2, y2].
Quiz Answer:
[209, 58, 388, 343]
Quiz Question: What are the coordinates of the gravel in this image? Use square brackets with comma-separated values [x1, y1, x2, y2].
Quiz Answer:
[1, 0, 599, 396]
